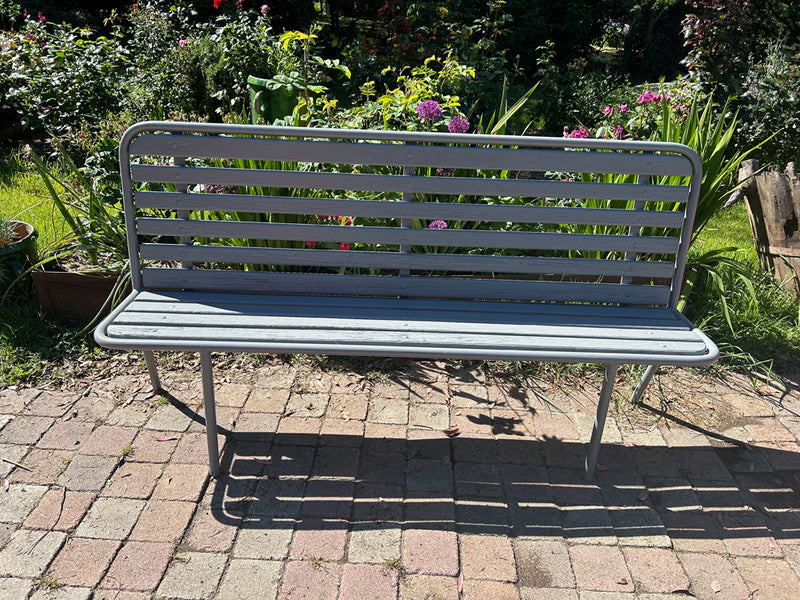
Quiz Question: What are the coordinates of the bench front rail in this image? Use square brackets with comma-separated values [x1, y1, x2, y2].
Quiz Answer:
[95, 121, 718, 480]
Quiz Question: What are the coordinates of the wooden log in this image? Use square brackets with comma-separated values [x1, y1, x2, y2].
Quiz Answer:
[743, 161, 800, 292]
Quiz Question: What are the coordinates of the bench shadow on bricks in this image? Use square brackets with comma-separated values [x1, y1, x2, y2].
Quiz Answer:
[203, 427, 800, 546]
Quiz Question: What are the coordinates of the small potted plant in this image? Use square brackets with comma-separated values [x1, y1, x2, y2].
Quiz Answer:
[0, 216, 38, 297]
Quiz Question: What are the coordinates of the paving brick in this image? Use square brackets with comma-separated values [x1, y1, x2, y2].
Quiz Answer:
[455, 461, 503, 498]
[106, 404, 151, 428]
[0, 529, 67, 577]
[362, 422, 406, 453]
[0, 577, 33, 600]
[47, 537, 120, 587]
[248, 478, 305, 518]
[367, 396, 409, 425]
[255, 363, 296, 389]
[658, 510, 726, 554]
[144, 403, 192, 432]
[352, 483, 403, 522]
[215, 383, 250, 407]
[243, 388, 290, 413]
[290, 518, 347, 561]
[58, 454, 118, 491]
[70, 394, 116, 424]
[319, 417, 364, 445]
[0, 386, 39, 412]
[0, 443, 28, 478]
[102, 461, 163, 498]
[621, 547, 689, 593]
[277, 416, 322, 440]
[92, 591, 152, 600]
[287, 393, 330, 418]
[560, 506, 617, 545]
[358, 451, 406, 486]
[718, 511, 782, 558]
[759, 441, 800, 470]
[156, 551, 226, 599]
[22, 391, 74, 417]
[76, 425, 137, 457]
[534, 412, 580, 441]
[29, 587, 92, 600]
[520, 589, 578, 600]
[75, 497, 146, 540]
[129, 500, 195, 543]
[328, 393, 368, 421]
[677, 552, 751, 600]
[406, 459, 453, 494]
[339, 563, 398, 600]
[347, 523, 401, 564]
[23, 489, 94, 531]
[0, 415, 54, 445]
[736, 557, 800, 600]
[744, 418, 795, 442]
[279, 559, 341, 600]
[451, 384, 488, 408]
[9, 448, 74, 485]
[183, 505, 241, 553]
[515, 539, 574, 589]
[216, 558, 281, 600]
[102, 541, 174, 592]
[0, 483, 48, 523]
[36, 421, 94, 450]
[460, 579, 523, 600]
[568, 545, 633, 592]
[169, 432, 222, 464]
[151, 463, 208, 502]
[232, 412, 279, 442]
[233, 524, 294, 560]
[399, 574, 459, 600]
[460, 533, 517, 582]
[312, 446, 360, 479]
[402, 529, 458, 576]
[301, 479, 354, 519]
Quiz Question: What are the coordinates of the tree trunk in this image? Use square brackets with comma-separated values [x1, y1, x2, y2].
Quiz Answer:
[742, 161, 800, 292]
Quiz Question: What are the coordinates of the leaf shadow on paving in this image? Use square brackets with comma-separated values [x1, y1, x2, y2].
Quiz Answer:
[204, 427, 800, 548]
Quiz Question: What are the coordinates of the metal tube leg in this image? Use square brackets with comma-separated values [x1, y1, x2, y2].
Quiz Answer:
[200, 352, 221, 478]
[584, 363, 619, 482]
[143, 351, 161, 391]
[628, 364, 658, 406]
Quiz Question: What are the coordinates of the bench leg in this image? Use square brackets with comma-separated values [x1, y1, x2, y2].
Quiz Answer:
[200, 352, 221, 478]
[143, 351, 162, 392]
[583, 362, 619, 482]
[628, 364, 658, 406]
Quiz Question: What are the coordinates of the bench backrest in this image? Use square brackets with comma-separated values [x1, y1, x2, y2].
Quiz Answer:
[120, 122, 702, 309]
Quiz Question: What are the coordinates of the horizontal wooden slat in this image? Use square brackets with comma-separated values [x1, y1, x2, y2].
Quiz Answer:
[130, 135, 694, 177]
[136, 219, 681, 255]
[132, 290, 688, 323]
[130, 165, 689, 203]
[141, 269, 672, 305]
[140, 244, 677, 279]
[134, 191, 687, 228]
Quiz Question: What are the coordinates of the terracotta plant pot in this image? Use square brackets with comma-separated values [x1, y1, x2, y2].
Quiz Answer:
[32, 266, 129, 323]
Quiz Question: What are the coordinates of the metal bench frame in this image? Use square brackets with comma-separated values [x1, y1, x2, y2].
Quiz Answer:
[95, 121, 719, 481]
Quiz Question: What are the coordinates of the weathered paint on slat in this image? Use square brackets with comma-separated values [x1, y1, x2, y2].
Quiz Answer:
[134, 191, 687, 228]
[130, 135, 694, 176]
[141, 268, 672, 305]
[130, 165, 689, 203]
[136, 219, 681, 255]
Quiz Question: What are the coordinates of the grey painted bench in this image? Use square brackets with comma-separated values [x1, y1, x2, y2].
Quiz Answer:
[95, 121, 718, 481]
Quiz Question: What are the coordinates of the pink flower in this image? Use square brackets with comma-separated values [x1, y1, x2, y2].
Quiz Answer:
[613, 125, 630, 140]
[38, 12, 46, 22]
[565, 127, 590, 139]
[436, 167, 454, 176]
[602, 106, 613, 115]
[637, 90, 656, 105]
[132, 3, 138, 8]
[447, 114, 469, 133]
[260, 4, 269, 14]
[340, 216, 352, 226]
[339, 242, 351, 251]
[306, 241, 316, 248]
[619, 104, 629, 112]
[179, 39, 187, 47]
[429, 220, 448, 230]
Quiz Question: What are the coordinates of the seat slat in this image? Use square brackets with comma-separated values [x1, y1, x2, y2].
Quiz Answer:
[140, 244, 677, 279]
[130, 135, 694, 177]
[137, 219, 681, 255]
[141, 269, 673, 305]
[130, 165, 689, 203]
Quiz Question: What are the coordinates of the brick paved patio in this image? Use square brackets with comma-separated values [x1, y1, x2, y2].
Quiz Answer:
[1, 358, 800, 599]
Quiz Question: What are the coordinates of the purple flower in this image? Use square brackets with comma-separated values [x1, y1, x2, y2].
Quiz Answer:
[613, 125, 630, 140]
[447, 114, 469, 133]
[637, 90, 656, 105]
[429, 220, 448, 230]
[602, 106, 613, 115]
[565, 127, 590, 139]
[436, 168, 454, 176]
[179, 39, 187, 47]
[416, 100, 442, 122]
[619, 104, 629, 112]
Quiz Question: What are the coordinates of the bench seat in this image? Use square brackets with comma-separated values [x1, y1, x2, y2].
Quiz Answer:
[97, 290, 715, 364]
